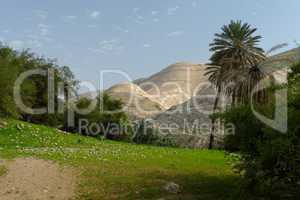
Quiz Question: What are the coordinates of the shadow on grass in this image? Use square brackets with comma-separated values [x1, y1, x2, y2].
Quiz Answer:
[126, 170, 241, 200]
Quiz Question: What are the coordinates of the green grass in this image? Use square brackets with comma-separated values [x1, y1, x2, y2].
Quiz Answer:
[0, 165, 7, 176]
[0, 118, 240, 199]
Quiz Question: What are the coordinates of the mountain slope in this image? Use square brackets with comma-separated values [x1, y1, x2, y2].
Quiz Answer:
[106, 62, 212, 119]
[137, 62, 211, 109]
[150, 48, 300, 148]
[106, 82, 165, 119]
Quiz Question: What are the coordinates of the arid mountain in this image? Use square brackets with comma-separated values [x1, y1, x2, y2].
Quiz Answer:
[106, 82, 165, 119]
[261, 47, 300, 83]
[149, 48, 300, 148]
[100, 48, 300, 148]
[137, 62, 211, 109]
[152, 85, 219, 148]
[106, 62, 212, 119]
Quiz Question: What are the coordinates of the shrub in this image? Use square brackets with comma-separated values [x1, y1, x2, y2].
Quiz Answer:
[132, 120, 177, 147]
[218, 62, 300, 199]
[71, 94, 132, 141]
[0, 44, 75, 127]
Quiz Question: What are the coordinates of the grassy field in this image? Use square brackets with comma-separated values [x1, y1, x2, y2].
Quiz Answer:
[0, 118, 239, 200]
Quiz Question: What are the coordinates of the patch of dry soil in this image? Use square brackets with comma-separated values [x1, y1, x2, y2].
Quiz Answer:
[0, 158, 76, 200]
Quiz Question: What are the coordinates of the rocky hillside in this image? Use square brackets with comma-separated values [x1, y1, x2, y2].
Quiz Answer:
[106, 62, 212, 119]
[137, 62, 211, 109]
[152, 85, 219, 148]
[261, 47, 300, 83]
[106, 82, 165, 119]
[104, 48, 300, 148]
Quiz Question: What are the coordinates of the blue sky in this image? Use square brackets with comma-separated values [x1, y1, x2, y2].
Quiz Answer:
[0, 0, 299, 88]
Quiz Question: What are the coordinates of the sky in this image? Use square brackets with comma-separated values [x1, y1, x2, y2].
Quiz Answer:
[0, 0, 299, 89]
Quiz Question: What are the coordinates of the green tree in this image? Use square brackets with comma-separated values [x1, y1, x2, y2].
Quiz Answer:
[0, 44, 77, 127]
[206, 20, 266, 148]
[72, 93, 132, 140]
[218, 62, 300, 199]
[0, 44, 20, 117]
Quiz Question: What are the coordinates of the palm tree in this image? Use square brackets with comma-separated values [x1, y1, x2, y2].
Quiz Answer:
[210, 20, 266, 68]
[204, 65, 225, 149]
[206, 20, 266, 149]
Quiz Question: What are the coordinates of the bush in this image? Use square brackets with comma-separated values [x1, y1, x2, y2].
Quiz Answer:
[132, 120, 177, 147]
[217, 62, 300, 199]
[220, 106, 300, 199]
[0, 44, 75, 127]
[71, 94, 132, 141]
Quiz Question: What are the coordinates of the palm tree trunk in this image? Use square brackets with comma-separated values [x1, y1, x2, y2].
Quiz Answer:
[209, 86, 221, 149]
[231, 91, 236, 107]
[63, 83, 69, 131]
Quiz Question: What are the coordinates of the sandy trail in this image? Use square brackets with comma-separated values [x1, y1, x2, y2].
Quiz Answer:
[0, 158, 76, 200]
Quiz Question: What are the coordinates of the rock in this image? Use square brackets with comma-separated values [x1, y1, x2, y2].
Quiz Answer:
[164, 182, 180, 194]
[0, 121, 8, 129]
[16, 124, 25, 131]
[57, 129, 70, 135]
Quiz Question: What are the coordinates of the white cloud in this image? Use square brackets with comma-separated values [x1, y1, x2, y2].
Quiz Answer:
[33, 10, 48, 20]
[9, 40, 24, 49]
[137, 15, 144, 20]
[27, 39, 43, 48]
[192, 1, 197, 8]
[143, 44, 151, 48]
[113, 25, 129, 33]
[168, 6, 179, 15]
[40, 29, 48, 36]
[89, 11, 100, 19]
[27, 32, 54, 44]
[90, 39, 124, 54]
[98, 39, 119, 50]
[2, 30, 10, 34]
[153, 18, 160, 22]
[132, 15, 145, 24]
[167, 31, 184, 37]
[128, 9, 145, 25]
[151, 11, 158, 15]
[134, 20, 144, 24]
[66, 15, 77, 20]
[62, 15, 77, 22]
[38, 24, 50, 36]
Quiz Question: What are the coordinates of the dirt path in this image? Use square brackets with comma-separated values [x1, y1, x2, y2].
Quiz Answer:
[0, 158, 76, 200]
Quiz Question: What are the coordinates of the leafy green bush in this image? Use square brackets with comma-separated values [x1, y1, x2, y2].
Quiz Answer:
[0, 43, 76, 127]
[132, 120, 177, 147]
[218, 62, 300, 199]
[71, 94, 132, 141]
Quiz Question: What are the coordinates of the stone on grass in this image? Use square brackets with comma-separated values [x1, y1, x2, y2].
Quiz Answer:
[0, 121, 8, 129]
[16, 123, 25, 131]
[164, 182, 180, 194]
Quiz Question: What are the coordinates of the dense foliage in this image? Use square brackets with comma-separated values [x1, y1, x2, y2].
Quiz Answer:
[0, 43, 71, 126]
[0, 43, 131, 140]
[72, 94, 132, 140]
[132, 120, 177, 147]
[218, 62, 300, 199]
[207, 20, 266, 106]
[206, 20, 267, 149]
